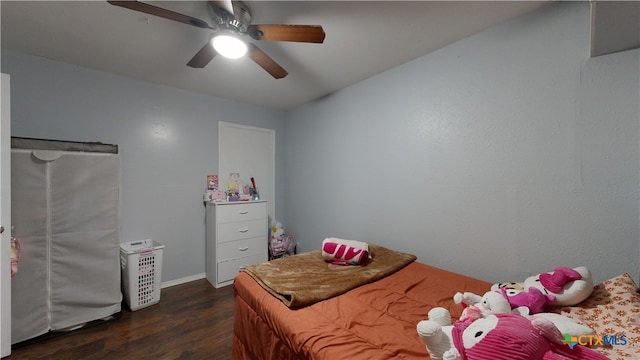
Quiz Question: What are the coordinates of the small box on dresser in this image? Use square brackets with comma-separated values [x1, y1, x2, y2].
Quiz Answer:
[206, 200, 268, 288]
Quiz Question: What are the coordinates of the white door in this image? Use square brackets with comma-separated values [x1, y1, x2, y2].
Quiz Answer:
[218, 122, 275, 221]
[0, 73, 12, 357]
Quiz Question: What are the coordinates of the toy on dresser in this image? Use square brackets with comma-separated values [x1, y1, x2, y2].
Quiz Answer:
[226, 173, 258, 201]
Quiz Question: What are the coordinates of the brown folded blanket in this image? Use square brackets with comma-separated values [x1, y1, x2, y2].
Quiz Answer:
[240, 244, 417, 308]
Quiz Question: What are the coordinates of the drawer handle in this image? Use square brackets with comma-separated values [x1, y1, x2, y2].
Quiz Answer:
[239, 210, 249, 214]
[239, 246, 249, 251]
[238, 229, 249, 233]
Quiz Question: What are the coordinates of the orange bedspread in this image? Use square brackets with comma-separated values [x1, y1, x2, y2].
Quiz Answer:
[232, 261, 491, 360]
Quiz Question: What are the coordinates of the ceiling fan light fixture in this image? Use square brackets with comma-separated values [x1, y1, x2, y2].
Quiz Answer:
[211, 34, 247, 59]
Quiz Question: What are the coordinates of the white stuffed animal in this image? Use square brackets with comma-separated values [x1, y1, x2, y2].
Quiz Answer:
[453, 290, 528, 320]
[492, 266, 594, 307]
[455, 291, 509, 313]
[416, 307, 594, 360]
[523, 266, 593, 306]
[416, 307, 459, 360]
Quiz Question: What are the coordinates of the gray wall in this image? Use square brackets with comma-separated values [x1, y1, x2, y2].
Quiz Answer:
[285, 2, 640, 284]
[1, 51, 286, 283]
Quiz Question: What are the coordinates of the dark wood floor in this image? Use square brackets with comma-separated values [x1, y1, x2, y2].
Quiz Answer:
[7, 279, 234, 360]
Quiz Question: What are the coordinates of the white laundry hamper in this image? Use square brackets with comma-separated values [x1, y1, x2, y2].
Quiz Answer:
[120, 239, 165, 311]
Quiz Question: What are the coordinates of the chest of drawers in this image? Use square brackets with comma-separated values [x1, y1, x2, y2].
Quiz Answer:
[206, 201, 268, 288]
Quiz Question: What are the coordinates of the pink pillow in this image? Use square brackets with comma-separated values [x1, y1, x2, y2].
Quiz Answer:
[321, 237, 369, 265]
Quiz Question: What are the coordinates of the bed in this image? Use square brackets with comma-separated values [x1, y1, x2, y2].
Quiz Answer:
[232, 244, 640, 360]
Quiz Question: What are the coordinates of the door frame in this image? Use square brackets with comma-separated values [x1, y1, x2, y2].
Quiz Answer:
[218, 121, 275, 221]
[1, 73, 12, 357]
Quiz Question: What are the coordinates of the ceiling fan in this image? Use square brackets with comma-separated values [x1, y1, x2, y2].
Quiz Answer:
[107, 1, 326, 79]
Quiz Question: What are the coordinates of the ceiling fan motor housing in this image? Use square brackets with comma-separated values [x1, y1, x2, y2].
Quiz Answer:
[208, 1, 252, 35]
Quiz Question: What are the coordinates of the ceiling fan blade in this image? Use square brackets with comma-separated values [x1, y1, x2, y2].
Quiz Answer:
[187, 42, 217, 68]
[247, 43, 288, 79]
[248, 25, 325, 43]
[210, 0, 234, 16]
[108, 1, 211, 29]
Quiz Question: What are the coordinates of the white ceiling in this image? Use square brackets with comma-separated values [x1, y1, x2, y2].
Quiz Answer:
[1, 1, 551, 110]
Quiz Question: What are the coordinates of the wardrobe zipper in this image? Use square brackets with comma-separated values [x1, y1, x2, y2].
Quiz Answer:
[45, 160, 52, 330]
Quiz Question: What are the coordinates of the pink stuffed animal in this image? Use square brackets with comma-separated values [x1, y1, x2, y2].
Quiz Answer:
[417, 308, 595, 360]
[450, 313, 608, 360]
[499, 286, 555, 314]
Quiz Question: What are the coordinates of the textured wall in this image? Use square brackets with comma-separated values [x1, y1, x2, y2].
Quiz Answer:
[2, 52, 286, 283]
[285, 2, 640, 284]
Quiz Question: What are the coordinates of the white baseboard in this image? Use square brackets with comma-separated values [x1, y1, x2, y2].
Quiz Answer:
[161, 273, 206, 289]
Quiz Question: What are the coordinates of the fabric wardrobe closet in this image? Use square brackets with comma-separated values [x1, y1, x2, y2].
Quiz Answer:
[10, 137, 121, 344]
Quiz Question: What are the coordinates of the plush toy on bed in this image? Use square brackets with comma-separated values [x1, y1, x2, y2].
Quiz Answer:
[417, 309, 600, 360]
[453, 291, 512, 321]
[492, 266, 594, 307]
[452, 266, 594, 323]
[455, 286, 556, 316]
[450, 313, 608, 360]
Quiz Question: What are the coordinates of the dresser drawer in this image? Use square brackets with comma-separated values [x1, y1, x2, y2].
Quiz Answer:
[216, 202, 267, 223]
[217, 219, 266, 243]
[218, 237, 266, 261]
[217, 252, 267, 283]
